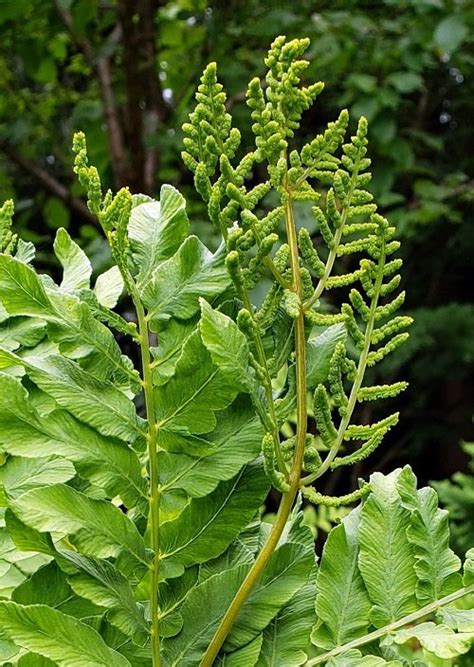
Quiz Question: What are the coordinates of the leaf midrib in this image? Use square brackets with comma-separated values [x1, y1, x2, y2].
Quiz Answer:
[161, 468, 246, 561]
[157, 367, 220, 430]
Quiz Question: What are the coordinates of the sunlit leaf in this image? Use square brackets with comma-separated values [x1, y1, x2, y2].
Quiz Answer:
[53, 227, 92, 292]
[358, 468, 417, 627]
[0, 601, 131, 666]
[312, 507, 371, 649]
[142, 236, 230, 330]
[129, 184, 189, 288]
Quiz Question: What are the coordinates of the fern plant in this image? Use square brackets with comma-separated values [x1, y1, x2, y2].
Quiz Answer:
[0, 36, 472, 667]
[434, 442, 474, 558]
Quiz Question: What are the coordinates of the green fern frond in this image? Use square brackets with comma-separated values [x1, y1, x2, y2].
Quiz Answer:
[72, 132, 102, 215]
[345, 412, 400, 441]
[0, 199, 16, 255]
[262, 432, 290, 492]
[305, 310, 346, 326]
[357, 382, 409, 402]
[301, 483, 371, 507]
[313, 385, 337, 448]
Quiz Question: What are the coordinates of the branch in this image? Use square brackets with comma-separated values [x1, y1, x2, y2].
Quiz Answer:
[0, 138, 96, 225]
[140, 0, 171, 193]
[117, 0, 170, 194]
[54, 1, 129, 188]
[96, 56, 130, 187]
[117, 0, 146, 193]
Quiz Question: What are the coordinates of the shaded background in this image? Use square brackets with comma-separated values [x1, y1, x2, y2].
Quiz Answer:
[0, 0, 473, 529]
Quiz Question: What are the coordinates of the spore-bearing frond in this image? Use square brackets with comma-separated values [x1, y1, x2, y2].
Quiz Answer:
[0, 199, 17, 255]
[183, 35, 410, 506]
[307, 214, 410, 485]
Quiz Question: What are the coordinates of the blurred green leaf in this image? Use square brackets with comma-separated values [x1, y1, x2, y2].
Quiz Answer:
[434, 15, 468, 54]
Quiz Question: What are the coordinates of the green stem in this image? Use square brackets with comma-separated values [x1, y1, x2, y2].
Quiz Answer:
[200, 193, 307, 666]
[304, 224, 343, 311]
[305, 584, 474, 665]
[135, 299, 161, 667]
[302, 235, 385, 486]
[199, 487, 298, 666]
[304, 172, 358, 312]
[241, 290, 288, 476]
[285, 193, 308, 479]
[248, 218, 289, 288]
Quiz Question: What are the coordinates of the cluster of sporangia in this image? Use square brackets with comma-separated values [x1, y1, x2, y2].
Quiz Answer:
[182, 36, 412, 505]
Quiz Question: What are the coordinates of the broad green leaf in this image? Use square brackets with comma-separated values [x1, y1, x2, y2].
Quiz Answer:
[158, 488, 189, 524]
[199, 299, 255, 393]
[17, 655, 55, 667]
[53, 228, 92, 292]
[46, 300, 137, 385]
[0, 526, 51, 598]
[0, 316, 46, 351]
[434, 15, 468, 54]
[0, 301, 9, 323]
[387, 621, 474, 659]
[219, 634, 263, 666]
[5, 510, 59, 562]
[257, 569, 316, 666]
[98, 623, 152, 667]
[386, 71, 422, 94]
[129, 184, 189, 288]
[0, 637, 19, 663]
[159, 397, 263, 497]
[198, 520, 261, 582]
[397, 466, 462, 605]
[142, 236, 230, 330]
[11, 563, 72, 607]
[358, 468, 417, 627]
[11, 484, 148, 577]
[0, 374, 146, 509]
[0, 256, 135, 383]
[464, 548, 474, 586]
[434, 443, 474, 558]
[0, 561, 27, 599]
[66, 552, 148, 642]
[0, 455, 75, 502]
[0, 255, 51, 317]
[158, 567, 199, 638]
[15, 238, 36, 264]
[160, 463, 268, 578]
[0, 601, 131, 666]
[151, 318, 197, 386]
[327, 650, 402, 666]
[306, 323, 347, 389]
[312, 507, 371, 649]
[94, 266, 124, 308]
[227, 541, 314, 650]
[12, 562, 102, 620]
[263, 307, 293, 374]
[438, 606, 474, 632]
[8, 353, 143, 442]
[161, 565, 249, 666]
[155, 331, 239, 447]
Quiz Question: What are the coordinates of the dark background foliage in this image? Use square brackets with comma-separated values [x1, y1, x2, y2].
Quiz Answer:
[0, 0, 472, 495]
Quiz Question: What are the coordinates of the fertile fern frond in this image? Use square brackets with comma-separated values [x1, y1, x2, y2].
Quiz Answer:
[0, 199, 16, 254]
[301, 482, 371, 507]
[0, 199, 35, 264]
[305, 213, 412, 484]
[183, 35, 411, 504]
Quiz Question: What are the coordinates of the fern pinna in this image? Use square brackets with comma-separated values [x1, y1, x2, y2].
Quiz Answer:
[0, 36, 472, 667]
